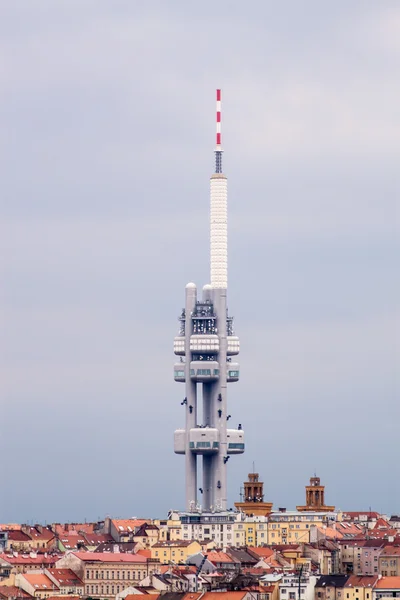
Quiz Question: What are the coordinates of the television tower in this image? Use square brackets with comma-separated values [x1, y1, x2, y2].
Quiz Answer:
[174, 90, 244, 512]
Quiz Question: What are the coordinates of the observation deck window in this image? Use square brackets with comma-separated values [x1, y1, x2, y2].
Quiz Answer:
[196, 442, 211, 448]
[228, 443, 245, 449]
[174, 370, 185, 377]
[197, 369, 211, 375]
[228, 370, 239, 377]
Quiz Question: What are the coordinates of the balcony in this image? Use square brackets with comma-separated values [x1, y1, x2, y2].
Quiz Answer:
[190, 335, 219, 353]
[227, 362, 240, 382]
[174, 336, 185, 356]
[227, 336, 240, 356]
[190, 361, 220, 382]
[189, 427, 219, 454]
[173, 364, 185, 383]
[227, 428, 245, 454]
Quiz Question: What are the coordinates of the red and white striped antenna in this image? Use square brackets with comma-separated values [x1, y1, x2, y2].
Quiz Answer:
[215, 88, 223, 173]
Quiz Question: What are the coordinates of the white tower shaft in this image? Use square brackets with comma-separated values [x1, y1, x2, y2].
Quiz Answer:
[210, 174, 228, 289]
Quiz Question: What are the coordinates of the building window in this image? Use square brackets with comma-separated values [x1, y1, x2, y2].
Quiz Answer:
[111, 571, 114, 579]
[86, 571, 90, 579]
[95, 571, 99, 579]
[127, 572, 130, 580]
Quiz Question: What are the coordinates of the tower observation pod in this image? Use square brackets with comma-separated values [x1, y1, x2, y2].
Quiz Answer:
[173, 90, 244, 513]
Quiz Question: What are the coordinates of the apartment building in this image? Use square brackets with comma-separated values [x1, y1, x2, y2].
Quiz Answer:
[56, 551, 159, 597]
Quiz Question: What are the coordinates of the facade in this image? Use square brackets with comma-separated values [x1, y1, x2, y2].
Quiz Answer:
[360, 541, 385, 576]
[315, 575, 350, 600]
[268, 511, 337, 545]
[178, 510, 236, 549]
[173, 89, 244, 513]
[55, 551, 159, 598]
[234, 514, 269, 547]
[150, 541, 201, 564]
[280, 573, 318, 600]
[378, 547, 400, 577]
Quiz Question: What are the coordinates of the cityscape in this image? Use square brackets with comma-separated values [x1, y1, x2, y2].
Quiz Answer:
[1, 4, 397, 600]
[1, 87, 398, 600]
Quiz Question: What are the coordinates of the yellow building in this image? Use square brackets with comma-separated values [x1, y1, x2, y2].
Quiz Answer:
[152, 516, 182, 542]
[268, 510, 336, 545]
[233, 517, 268, 547]
[151, 540, 201, 564]
[344, 576, 379, 600]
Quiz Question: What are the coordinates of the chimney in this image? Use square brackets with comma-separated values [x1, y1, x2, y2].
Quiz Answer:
[64, 523, 69, 533]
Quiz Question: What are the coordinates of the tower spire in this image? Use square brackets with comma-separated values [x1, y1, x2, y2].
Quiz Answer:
[215, 89, 223, 173]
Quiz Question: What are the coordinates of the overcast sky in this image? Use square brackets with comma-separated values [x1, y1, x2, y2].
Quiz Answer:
[1, 1, 399, 524]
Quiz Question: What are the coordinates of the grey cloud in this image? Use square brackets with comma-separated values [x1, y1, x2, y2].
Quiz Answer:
[1, 0, 398, 522]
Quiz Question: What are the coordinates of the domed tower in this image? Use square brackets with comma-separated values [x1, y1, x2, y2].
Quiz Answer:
[173, 90, 244, 512]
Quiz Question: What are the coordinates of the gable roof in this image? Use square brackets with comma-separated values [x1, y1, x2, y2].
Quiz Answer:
[0, 586, 32, 599]
[71, 551, 148, 563]
[46, 569, 83, 586]
[315, 575, 349, 588]
[344, 576, 379, 588]
[20, 574, 55, 591]
[376, 577, 400, 589]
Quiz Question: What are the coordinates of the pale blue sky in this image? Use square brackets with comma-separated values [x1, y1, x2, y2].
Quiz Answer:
[1, 0, 399, 523]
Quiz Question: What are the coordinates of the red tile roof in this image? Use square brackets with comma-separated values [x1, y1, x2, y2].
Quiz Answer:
[202, 593, 248, 600]
[46, 569, 83, 586]
[7, 531, 31, 542]
[112, 519, 148, 534]
[20, 574, 55, 591]
[0, 553, 60, 566]
[344, 575, 379, 588]
[0, 586, 32, 599]
[247, 547, 274, 559]
[206, 551, 236, 564]
[71, 551, 148, 563]
[374, 519, 392, 530]
[59, 535, 87, 550]
[380, 546, 400, 556]
[376, 577, 400, 589]
[23, 527, 55, 541]
[136, 549, 151, 558]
